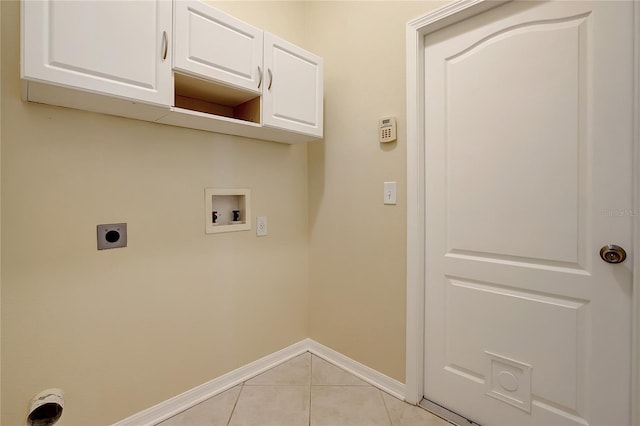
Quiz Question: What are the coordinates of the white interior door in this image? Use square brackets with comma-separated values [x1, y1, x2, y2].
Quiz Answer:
[423, 2, 634, 425]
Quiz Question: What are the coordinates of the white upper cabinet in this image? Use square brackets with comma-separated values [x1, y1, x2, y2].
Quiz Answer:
[173, 0, 263, 94]
[21, 0, 323, 143]
[21, 0, 173, 107]
[263, 33, 323, 138]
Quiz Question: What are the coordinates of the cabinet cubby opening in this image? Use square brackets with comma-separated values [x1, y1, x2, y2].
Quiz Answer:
[174, 73, 261, 124]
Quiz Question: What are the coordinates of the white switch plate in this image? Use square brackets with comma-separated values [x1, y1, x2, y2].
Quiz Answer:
[256, 216, 268, 236]
[384, 182, 397, 205]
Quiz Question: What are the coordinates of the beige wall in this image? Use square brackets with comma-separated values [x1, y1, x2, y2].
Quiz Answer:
[306, 1, 445, 383]
[0, 0, 3, 419]
[211, 1, 306, 42]
[1, 1, 449, 425]
[1, 1, 309, 425]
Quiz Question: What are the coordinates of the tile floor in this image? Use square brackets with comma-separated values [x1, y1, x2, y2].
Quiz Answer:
[157, 352, 451, 426]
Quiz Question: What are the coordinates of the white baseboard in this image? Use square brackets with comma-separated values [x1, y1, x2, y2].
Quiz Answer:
[113, 340, 309, 426]
[306, 339, 406, 400]
[113, 338, 406, 426]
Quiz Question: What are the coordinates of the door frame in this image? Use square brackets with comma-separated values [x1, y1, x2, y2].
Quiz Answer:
[404, 2, 640, 425]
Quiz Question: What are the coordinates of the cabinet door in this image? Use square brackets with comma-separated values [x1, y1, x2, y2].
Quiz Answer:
[262, 33, 323, 138]
[173, 0, 263, 94]
[21, 0, 173, 107]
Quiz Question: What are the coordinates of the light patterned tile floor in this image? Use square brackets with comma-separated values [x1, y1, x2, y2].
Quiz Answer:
[158, 352, 451, 426]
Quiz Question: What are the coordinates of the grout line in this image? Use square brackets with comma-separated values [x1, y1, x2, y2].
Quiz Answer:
[308, 352, 313, 425]
[379, 389, 395, 426]
[225, 385, 243, 426]
[172, 350, 412, 426]
[309, 383, 372, 387]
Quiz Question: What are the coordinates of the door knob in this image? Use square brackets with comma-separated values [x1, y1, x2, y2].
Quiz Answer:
[599, 244, 627, 264]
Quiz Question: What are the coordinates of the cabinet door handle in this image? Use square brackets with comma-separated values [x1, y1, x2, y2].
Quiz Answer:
[257, 66, 263, 89]
[162, 31, 168, 61]
[268, 68, 273, 90]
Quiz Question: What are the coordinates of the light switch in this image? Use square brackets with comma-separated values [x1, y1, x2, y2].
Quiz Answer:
[384, 182, 397, 205]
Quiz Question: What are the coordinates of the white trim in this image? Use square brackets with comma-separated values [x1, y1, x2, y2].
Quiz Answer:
[405, 0, 640, 419]
[404, 0, 508, 406]
[306, 340, 406, 400]
[112, 339, 406, 426]
[632, 2, 640, 425]
[112, 340, 309, 426]
[406, 0, 500, 35]
[404, 8, 426, 406]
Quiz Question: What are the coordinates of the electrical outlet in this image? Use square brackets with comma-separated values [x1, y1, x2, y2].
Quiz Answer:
[256, 216, 267, 236]
[97, 223, 127, 250]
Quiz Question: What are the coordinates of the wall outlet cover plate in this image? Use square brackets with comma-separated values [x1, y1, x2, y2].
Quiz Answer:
[97, 223, 127, 250]
[256, 216, 267, 236]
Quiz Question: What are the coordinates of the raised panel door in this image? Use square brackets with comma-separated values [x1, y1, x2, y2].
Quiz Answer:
[423, 2, 634, 425]
[173, 0, 263, 95]
[262, 32, 323, 138]
[21, 0, 172, 106]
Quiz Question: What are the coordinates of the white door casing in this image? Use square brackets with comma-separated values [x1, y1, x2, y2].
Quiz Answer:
[406, 1, 640, 425]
